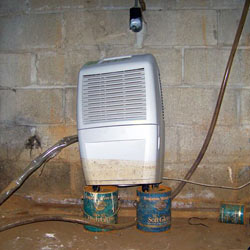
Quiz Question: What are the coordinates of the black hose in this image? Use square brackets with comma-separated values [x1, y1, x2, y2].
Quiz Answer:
[171, 0, 250, 199]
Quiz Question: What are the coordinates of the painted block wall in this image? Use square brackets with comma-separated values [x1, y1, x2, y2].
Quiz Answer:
[0, 0, 250, 208]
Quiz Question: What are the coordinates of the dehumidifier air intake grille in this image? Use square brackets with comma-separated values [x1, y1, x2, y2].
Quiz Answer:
[81, 68, 146, 124]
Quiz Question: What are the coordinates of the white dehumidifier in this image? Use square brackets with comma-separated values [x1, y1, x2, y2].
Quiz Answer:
[77, 54, 165, 186]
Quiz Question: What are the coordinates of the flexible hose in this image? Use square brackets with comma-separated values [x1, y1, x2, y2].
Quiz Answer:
[0, 214, 136, 232]
[171, 0, 250, 199]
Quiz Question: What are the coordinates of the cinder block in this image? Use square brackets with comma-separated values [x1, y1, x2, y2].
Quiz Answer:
[136, 0, 210, 10]
[19, 160, 72, 196]
[0, 124, 35, 161]
[236, 165, 250, 202]
[35, 125, 79, 163]
[0, 14, 62, 50]
[178, 126, 208, 163]
[0, 90, 16, 123]
[64, 11, 134, 49]
[64, 49, 101, 85]
[65, 88, 77, 124]
[0, 125, 9, 160]
[144, 10, 217, 46]
[0, 53, 32, 87]
[169, 0, 211, 9]
[163, 163, 238, 205]
[184, 49, 250, 86]
[0, 124, 79, 163]
[0, 160, 25, 192]
[0, 145, 7, 161]
[0, 161, 11, 191]
[98, 0, 202, 11]
[15, 89, 64, 124]
[0, 127, 81, 197]
[163, 163, 191, 190]
[163, 87, 215, 126]
[216, 89, 238, 126]
[235, 50, 250, 85]
[151, 48, 182, 86]
[185, 49, 225, 85]
[70, 161, 85, 196]
[0, 160, 81, 200]
[136, 0, 169, 10]
[102, 46, 134, 58]
[218, 9, 250, 46]
[163, 86, 237, 127]
[211, 0, 245, 9]
[98, 0, 211, 11]
[98, 0, 133, 9]
[105, 47, 182, 85]
[0, 0, 28, 14]
[30, 0, 98, 11]
[33, 125, 84, 197]
[179, 125, 250, 163]
[165, 126, 178, 163]
[96, 0, 182, 11]
[240, 89, 250, 125]
[37, 52, 65, 85]
[0, 124, 79, 173]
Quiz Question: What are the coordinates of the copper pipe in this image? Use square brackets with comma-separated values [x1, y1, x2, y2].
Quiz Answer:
[171, 0, 250, 199]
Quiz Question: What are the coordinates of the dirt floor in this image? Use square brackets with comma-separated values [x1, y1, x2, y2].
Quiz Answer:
[0, 196, 249, 250]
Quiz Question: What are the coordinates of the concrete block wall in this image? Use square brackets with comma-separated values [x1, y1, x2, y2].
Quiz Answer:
[0, 0, 249, 207]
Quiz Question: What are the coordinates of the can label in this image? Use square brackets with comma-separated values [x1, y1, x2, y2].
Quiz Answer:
[136, 185, 171, 232]
[219, 204, 245, 224]
[83, 186, 118, 232]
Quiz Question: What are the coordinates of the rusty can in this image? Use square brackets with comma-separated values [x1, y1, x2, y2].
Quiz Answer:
[83, 186, 118, 232]
[136, 185, 171, 232]
[219, 203, 246, 224]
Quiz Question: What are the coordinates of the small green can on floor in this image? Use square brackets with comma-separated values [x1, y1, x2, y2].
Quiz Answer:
[83, 186, 118, 232]
[219, 203, 246, 224]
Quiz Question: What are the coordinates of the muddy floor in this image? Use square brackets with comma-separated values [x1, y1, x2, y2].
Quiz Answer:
[0, 196, 249, 250]
[1, 218, 250, 250]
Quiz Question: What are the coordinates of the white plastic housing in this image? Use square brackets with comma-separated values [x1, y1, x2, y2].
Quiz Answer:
[77, 54, 165, 185]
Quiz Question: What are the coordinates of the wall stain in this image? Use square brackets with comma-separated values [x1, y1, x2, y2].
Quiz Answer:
[25, 135, 42, 157]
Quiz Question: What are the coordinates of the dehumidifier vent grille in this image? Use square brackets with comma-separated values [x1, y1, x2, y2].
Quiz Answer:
[81, 68, 146, 124]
